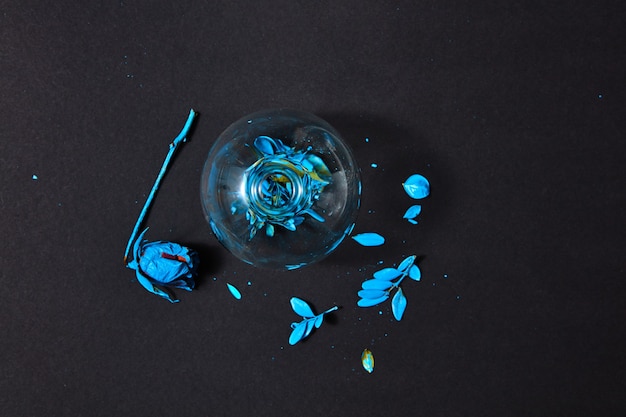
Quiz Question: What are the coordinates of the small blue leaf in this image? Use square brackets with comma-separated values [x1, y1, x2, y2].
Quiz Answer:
[362, 279, 394, 291]
[373, 268, 402, 281]
[397, 255, 416, 273]
[351, 233, 385, 246]
[403, 205, 422, 222]
[357, 289, 388, 299]
[303, 319, 316, 338]
[289, 321, 307, 345]
[290, 297, 315, 318]
[314, 314, 324, 328]
[391, 287, 407, 321]
[402, 174, 430, 199]
[227, 283, 242, 300]
[361, 349, 374, 373]
[408, 264, 421, 281]
[357, 294, 389, 307]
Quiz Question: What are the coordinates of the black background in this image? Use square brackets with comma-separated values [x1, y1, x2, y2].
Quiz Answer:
[2, 1, 625, 416]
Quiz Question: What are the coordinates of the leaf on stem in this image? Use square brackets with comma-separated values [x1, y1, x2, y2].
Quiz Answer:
[391, 287, 407, 321]
[290, 297, 315, 318]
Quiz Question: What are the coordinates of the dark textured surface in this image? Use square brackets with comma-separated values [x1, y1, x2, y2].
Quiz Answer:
[1, 1, 625, 416]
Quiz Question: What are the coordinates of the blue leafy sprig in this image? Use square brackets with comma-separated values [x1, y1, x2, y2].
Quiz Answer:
[289, 297, 338, 345]
[357, 255, 421, 321]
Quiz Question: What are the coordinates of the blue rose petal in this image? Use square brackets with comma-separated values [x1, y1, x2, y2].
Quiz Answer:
[402, 174, 430, 199]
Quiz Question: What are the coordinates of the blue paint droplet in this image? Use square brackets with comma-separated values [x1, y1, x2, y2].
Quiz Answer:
[371, 163, 378, 168]
[365, 137, 369, 142]
[32, 174, 38, 180]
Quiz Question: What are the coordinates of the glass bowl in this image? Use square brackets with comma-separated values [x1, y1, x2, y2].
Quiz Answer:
[200, 109, 361, 270]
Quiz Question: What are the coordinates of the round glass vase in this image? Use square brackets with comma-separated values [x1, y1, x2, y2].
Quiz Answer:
[200, 109, 361, 270]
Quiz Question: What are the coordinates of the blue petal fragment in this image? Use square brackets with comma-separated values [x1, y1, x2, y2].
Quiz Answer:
[253, 136, 276, 155]
[357, 289, 388, 299]
[351, 233, 385, 247]
[357, 294, 389, 307]
[373, 268, 402, 281]
[289, 321, 307, 345]
[226, 283, 242, 300]
[403, 174, 430, 199]
[397, 255, 416, 273]
[361, 279, 394, 291]
[361, 349, 374, 373]
[408, 264, 421, 281]
[403, 204, 422, 220]
[290, 297, 315, 318]
[391, 287, 407, 321]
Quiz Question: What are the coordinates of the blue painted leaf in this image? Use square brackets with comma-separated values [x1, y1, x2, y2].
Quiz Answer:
[303, 319, 316, 338]
[361, 349, 374, 373]
[136, 272, 178, 303]
[358, 289, 388, 299]
[351, 233, 385, 246]
[357, 294, 389, 307]
[403, 204, 422, 220]
[403, 174, 430, 199]
[391, 287, 407, 321]
[407, 218, 418, 225]
[289, 321, 307, 345]
[227, 283, 242, 300]
[373, 268, 402, 281]
[408, 264, 421, 281]
[290, 297, 315, 318]
[397, 255, 416, 273]
[314, 314, 324, 328]
[362, 279, 394, 291]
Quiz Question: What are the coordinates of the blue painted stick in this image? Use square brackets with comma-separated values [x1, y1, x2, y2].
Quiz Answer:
[123, 109, 197, 264]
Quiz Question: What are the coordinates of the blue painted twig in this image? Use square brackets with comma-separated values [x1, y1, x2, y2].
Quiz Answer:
[123, 109, 197, 264]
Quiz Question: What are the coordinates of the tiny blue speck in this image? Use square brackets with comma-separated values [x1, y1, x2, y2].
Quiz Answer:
[32, 174, 38, 180]
[444, 274, 448, 278]
[247, 281, 252, 286]
[365, 137, 369, 142]
[371, 163, 378, 168]
[378, 311, 383, 315]
[598, 94, 603, 99]
[456, 295, 461, 300]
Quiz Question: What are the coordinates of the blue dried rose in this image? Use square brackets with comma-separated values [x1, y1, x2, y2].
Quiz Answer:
[126, 228, 198, 303]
